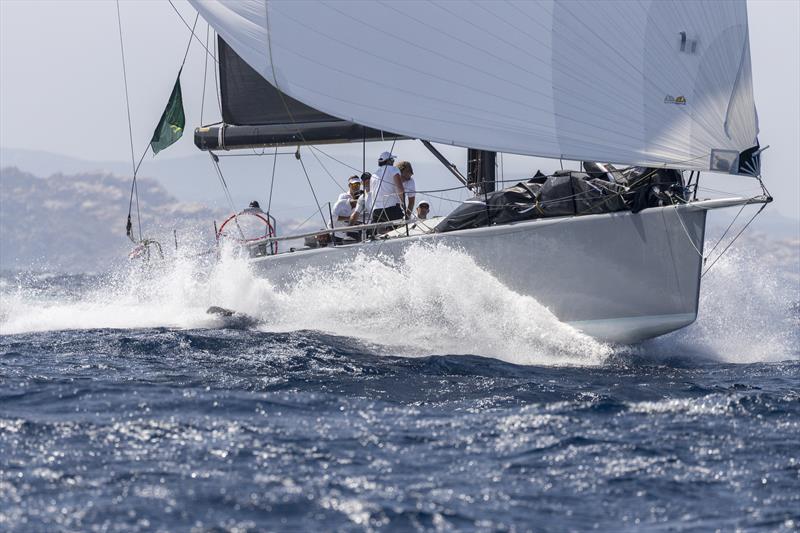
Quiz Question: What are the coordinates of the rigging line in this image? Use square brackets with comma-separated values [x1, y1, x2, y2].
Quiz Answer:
[132, 142, 149, 177]
[200, 23, 209, 124]
[296, 149, 328, 226]
[115, 0, 136, 179]
[702, 203, 768, 278]
[309, 145, 361, 173]
[291, 208, 327, 234]
[125, 143, 150, 241]
[178, 11, 199, 71]
[670, 204, 704, 259]
[421, 191, 469, 205]
[705, 202, 748, 258]
[267, 146, 278, 215]
[116, 1, 148, 242]
[208, 153, 246, 240]
[167, 0, 218, 63]
[416, 183, 468, 195]
[133, 177, 143, 242]
[307, 148, 346, 191]
[263, 1, 344, 193]
[695, 185, 748, 195]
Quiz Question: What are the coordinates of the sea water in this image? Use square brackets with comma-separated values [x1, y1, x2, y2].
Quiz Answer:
[0, 242, 798, 531]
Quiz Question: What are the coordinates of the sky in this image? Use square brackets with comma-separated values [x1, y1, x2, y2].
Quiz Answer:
[1, 0, 798, 222]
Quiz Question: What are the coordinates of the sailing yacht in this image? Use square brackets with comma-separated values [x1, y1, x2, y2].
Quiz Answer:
[174, 0, 769, 343]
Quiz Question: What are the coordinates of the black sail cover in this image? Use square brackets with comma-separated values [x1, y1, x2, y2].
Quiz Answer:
[434, 171, 633, 233]
[195, 37, 402, 150]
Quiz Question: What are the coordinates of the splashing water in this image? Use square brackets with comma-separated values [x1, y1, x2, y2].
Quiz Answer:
[642, 245, 799, 363]
[0, 243, 610, 365]
[1, 240, 796, 364]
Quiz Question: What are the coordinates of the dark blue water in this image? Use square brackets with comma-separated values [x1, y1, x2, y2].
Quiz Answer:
[1, 242, 799, 531]
[1, 327, 798, 532]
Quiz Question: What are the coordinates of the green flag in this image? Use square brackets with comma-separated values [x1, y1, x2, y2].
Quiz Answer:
[150, 75, 185, 155]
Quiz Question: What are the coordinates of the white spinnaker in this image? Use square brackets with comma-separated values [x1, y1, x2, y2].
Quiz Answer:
[189, 0, 758, 173]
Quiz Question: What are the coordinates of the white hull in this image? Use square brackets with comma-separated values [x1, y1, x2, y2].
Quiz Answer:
[247, 202, 723, 344]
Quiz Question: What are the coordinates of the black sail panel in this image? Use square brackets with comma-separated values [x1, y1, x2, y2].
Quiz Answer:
[218, 37, 332, 126]
[195, 37, 403, 150]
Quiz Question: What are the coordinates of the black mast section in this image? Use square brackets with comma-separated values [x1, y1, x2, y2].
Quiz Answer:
[467, 149, 497, 194]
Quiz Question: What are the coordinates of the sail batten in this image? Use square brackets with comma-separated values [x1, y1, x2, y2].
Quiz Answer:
[189, 0, 759, 173]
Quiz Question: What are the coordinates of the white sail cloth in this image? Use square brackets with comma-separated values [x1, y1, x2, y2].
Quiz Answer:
[189, 0, 758, 173]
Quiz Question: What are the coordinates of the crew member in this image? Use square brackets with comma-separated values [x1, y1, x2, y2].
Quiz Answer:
[330, 176, 361, 243]
[396, 160, 416, 216]
[350, 172, 373, 227]
[244, 200, 265, 214]
[416, 199, 430, 220]
[369, 152, 404, 226]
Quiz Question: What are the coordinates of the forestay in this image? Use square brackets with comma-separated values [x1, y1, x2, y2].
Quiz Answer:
[189, 0, 759, 174]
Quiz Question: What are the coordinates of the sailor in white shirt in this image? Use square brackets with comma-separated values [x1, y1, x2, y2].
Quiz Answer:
[396, 160, 416, 216]
[331, 176, 361, 242]
[349, 172, 373, 228]
[369, 151, 405, 224]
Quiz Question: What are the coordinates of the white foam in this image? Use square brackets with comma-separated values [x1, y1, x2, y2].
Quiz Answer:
[641, 243, 799, 363]
[256, 243, 610, 365]
[0, 242, 609, 366]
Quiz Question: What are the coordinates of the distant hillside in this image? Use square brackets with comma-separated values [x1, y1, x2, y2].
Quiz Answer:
[0, 167, 225, 272]
[0, 146, 223, 204]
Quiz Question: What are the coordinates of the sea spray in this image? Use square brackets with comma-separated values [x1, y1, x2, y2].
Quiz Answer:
[2, 239, 796, 364]
[642, 245, 799, 363]
[264, 243, 610, 365]
[0, 243, 608, 365]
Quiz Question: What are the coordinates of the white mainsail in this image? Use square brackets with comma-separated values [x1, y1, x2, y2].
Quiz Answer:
[189, 0, 759, 174]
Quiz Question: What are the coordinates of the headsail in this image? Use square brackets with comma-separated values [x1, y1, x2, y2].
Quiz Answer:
[189, 0, 759, 174]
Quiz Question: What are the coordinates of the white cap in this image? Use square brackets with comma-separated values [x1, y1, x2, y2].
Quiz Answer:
[418, 199, 430, 207]
[378, 151, 397, 163]
[347, 175, 361, 185]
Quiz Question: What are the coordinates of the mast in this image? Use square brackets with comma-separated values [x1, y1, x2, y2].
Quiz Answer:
[467, 149, 496, 194]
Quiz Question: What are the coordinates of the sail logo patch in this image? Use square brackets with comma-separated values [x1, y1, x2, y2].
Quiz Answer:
[664, 95, 687, 105]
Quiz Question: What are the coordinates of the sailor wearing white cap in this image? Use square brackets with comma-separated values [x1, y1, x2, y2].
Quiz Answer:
[416, 199, 430, 220]
[349, 172, 374, 227]
[369, 151, 404, 226]
[330, 175, 362, 242]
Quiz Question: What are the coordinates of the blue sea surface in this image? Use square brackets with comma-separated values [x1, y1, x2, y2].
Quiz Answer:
[1, 244, 798, 532]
